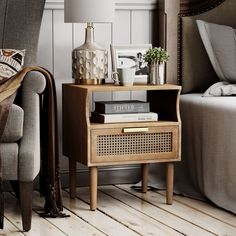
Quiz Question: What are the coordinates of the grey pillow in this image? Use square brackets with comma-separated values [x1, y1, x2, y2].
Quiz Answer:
[196, 20, 236, 83]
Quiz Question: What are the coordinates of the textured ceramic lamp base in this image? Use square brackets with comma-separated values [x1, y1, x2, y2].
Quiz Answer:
[72, 47, 108, 85]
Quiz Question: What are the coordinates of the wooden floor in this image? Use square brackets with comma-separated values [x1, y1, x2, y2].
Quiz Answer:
[2, 184, 236, 236]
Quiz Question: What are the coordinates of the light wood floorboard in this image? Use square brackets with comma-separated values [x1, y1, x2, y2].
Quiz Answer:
[157, 190, 236, 228]
[100, 185, 213, 236]
[1, 184, 235, 236]
[32, 192, 106, 236]
[0, 218, 24, 236]
[3, 193, 66, 236]
[76, 187, 180, 236]
[62, 191, 139, 236]
[118, 185, 236, 236]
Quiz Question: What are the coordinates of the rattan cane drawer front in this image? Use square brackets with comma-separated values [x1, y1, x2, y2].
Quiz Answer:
[90, 125, 179, 164]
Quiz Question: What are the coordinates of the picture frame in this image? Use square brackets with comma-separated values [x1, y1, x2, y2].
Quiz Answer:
[110, 44, 152, 84]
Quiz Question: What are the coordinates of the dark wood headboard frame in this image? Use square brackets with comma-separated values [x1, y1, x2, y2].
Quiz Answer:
[177, 0, 226, 85]
[180, 0, 226, 16]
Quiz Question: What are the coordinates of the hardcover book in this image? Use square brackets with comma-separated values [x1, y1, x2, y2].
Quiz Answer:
[91, 112, 158, 123]
[94, 100, 150, 114]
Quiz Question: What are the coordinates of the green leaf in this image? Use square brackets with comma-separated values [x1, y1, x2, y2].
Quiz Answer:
[143, 47, 169, 63]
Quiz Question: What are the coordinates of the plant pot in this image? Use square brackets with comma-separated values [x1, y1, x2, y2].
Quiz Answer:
[148, 62, 165, 85]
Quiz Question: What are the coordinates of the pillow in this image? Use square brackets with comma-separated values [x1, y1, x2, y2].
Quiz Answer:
[203, 81, 236, 96]
[0, 49, 25, 84]
[196, 20, 236, 83]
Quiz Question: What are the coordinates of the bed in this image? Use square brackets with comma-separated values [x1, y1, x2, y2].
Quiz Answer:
[178, 0, 236, 213]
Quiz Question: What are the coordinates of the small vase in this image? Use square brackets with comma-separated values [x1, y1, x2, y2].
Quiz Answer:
[148, 62, 165, 85]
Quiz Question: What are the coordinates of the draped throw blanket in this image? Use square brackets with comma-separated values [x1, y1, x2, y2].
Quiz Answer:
[0, 66, 67, 228]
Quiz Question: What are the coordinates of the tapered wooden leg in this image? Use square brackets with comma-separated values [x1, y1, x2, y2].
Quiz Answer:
[19, 182, 33, 232]
[166, 162, 174, 205]
[90, 166, 98, 211]
[69, 158, 77, 199]
[142, 163, 149, 193]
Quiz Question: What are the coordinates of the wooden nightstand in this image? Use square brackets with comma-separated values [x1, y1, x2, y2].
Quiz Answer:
[62, 83, 181, 210]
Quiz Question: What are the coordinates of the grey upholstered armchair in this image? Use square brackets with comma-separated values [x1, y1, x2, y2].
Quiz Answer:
[0, 0, 46, 231]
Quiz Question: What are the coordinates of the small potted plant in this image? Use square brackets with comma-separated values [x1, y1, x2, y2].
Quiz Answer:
[143, 47, 169, 85]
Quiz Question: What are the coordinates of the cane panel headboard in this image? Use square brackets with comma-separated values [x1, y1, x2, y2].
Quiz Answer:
[178, 0, 236, 93]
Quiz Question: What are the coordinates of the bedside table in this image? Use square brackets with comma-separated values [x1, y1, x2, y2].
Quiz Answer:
[62, 84, 181, 210]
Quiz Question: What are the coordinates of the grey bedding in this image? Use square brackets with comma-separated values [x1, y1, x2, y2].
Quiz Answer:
[179, 93, 236, 213]
[146, 94, 236, 214]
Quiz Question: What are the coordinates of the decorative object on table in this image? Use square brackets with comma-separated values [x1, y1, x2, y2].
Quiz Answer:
[143, 47, 169, 85]
[117, 66, 136, 86]
[64, 0, 115, 85]
[111, 44, 152, 85]
[94, 100, 150, 114]
[92, 99, 154, 123]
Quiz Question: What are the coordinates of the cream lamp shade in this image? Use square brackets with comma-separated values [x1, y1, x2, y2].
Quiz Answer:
[64, 0, 115, 85]
[64, 0, 115, 23]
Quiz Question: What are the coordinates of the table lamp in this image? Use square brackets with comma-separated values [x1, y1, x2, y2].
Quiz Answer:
[64, 0, 115, 85]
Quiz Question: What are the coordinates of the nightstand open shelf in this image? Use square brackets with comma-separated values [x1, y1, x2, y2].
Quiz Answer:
[62, 83, 181, 210]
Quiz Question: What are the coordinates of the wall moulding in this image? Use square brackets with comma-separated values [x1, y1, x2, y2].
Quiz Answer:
[45, 0, 158, 10]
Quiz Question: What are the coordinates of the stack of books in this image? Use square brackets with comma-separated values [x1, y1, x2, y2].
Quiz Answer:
[91, 100, 158, 123]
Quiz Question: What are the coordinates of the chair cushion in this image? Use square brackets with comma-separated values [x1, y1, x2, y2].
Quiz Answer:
[0, 143, 18, 180]
[2, 104, 24, 142]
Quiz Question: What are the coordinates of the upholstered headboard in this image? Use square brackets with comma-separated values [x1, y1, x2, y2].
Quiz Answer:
[179, 0, 236, 93]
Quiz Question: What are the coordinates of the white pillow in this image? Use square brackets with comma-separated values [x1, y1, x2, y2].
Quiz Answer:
[203, 82, 236, 96]
[196, 20, 236, 83]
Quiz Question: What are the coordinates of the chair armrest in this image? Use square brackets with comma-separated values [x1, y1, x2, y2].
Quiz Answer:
[18, 71, 46, 182]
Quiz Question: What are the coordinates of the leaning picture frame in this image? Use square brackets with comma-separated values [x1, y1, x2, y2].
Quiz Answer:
[110, 44, 152, 84]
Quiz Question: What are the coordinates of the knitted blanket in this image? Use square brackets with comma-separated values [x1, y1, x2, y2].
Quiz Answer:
[0, 66, 66, 228]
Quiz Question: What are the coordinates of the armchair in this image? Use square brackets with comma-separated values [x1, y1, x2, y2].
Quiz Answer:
[0, 0, 46, 231]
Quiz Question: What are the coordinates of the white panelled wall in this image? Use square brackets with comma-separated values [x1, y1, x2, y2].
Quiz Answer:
[37, 0, 158, 185]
